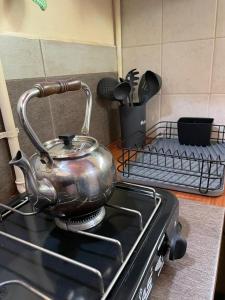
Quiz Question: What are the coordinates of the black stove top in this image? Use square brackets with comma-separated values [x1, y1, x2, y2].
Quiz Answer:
[0, 182, 186, 300]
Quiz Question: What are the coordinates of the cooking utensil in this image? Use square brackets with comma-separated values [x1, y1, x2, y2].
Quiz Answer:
[113, 81, 131, 102]
[138, 71, 162, 105]
[97, 77, 130, 105]
[11, 79, 116, 218]
[118, 78, 131, 105]
[125, 69, 140, 106]
[97, 77, 118, 100]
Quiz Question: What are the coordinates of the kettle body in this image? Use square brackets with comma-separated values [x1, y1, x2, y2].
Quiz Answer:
[31, 143, 116, 217]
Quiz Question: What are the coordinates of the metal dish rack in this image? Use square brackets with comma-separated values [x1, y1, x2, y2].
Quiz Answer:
[117, 121, 225, 196]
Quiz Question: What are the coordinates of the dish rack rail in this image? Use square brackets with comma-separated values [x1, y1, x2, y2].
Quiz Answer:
[117, 121, 225, 196]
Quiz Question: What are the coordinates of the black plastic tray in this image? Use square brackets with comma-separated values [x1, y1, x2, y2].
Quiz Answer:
[178, 117, 214, 146]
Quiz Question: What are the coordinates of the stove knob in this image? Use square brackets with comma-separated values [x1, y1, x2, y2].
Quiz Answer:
[169, 233, 187, 260]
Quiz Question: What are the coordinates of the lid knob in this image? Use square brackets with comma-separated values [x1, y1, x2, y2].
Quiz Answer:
[58, 134, 75, 148]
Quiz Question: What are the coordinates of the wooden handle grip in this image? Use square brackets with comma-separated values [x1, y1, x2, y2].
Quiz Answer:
[34, 79, 82, 97]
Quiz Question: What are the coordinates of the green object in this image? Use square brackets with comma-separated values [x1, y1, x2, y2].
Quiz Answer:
[32, 0, 47, 11]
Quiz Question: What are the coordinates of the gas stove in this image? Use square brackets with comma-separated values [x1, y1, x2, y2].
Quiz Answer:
[0, 181, 186, 300]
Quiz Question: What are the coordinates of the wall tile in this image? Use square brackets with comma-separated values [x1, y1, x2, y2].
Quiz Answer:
[211, 38, 225, 93]
[123, 44, 161, 101]
[161, 94, 209, 122]
[6, 78, 55, 156]
[163, 0, 217, 42]
[146, 95, 160, 128]
[41, 40, 117, 77]
[209, 94, 225, 124]
[216, 0, 225, 37]
[122, 0, 162, 47]
[123, 44, 161, 77]
[162, 39, 214, 94]
[0, 36, 45, 80]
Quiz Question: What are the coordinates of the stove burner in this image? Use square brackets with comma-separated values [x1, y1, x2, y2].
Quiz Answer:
[55, 207, 106, 231]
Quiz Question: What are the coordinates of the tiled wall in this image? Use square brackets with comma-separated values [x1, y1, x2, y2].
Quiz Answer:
[0, 35, 119, 201]
[122, 0, 225, 126]
[0, 36, 117, 80]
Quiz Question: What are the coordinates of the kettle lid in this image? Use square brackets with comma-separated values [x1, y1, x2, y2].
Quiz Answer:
[43, 134, 98, 159]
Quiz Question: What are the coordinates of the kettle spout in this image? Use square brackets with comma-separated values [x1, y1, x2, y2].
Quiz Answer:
[10, 151, 56, 210]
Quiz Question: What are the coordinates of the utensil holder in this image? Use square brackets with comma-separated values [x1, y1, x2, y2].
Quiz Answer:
[119, 104, 146, 148]
[178, 117, 214, 146]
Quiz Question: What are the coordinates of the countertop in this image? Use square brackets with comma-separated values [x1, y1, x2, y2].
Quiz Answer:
[151, 199, 225, 300]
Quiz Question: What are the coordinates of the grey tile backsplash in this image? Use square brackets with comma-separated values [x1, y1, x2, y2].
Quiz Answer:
[0, 36, 45, 80]
[0, 36, 117, 80]
[41, 40, 117, 77]
[0, 35, 119, 201]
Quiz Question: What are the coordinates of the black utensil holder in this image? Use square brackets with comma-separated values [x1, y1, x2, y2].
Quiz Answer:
[178, 117, 214, 146]
[119, 104, 146, 148]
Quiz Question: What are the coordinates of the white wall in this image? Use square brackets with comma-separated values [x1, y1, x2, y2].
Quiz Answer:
[0, 0, 115, 46]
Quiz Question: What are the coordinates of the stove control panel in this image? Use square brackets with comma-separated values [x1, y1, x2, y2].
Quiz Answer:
[137, 267, 154, 300]
[133, 234, 168, 300]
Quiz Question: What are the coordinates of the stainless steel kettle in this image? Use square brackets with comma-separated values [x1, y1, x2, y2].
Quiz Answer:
[10, 79, 116, 218]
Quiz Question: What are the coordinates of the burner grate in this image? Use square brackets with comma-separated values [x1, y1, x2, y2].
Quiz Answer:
[0, 182, 161, 299]
[0, 280, 51, 300]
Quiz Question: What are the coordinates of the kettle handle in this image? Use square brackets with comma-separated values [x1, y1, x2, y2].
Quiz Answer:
[34, 80, 82, 97]
[17, 79, 92, 165]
